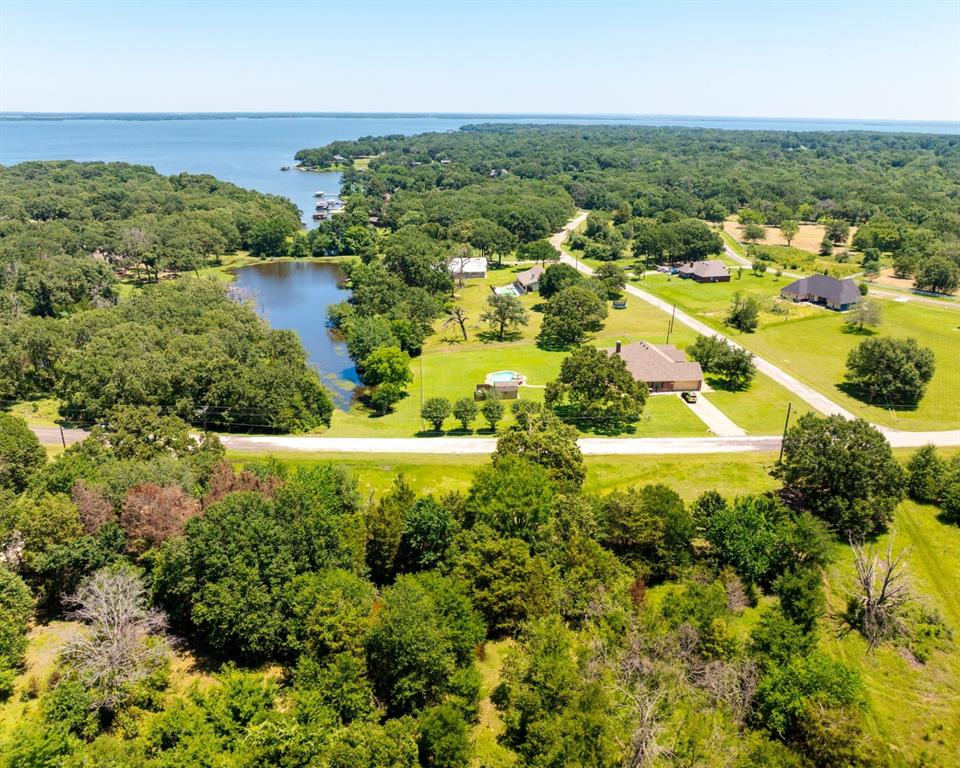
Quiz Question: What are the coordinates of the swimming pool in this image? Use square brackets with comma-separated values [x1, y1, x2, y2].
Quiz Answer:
[488, 370, 519, 383]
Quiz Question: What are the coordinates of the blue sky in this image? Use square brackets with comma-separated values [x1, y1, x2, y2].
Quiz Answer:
[1, 0, 958, 120]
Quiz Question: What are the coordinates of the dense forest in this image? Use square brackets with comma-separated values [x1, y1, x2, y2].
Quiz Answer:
[1, 406, 957, 766]
[299, 125, 960, 288]
[0, 162, 330, 431]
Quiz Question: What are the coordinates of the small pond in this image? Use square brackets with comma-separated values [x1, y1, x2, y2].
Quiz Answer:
[232, 260, 359, 407]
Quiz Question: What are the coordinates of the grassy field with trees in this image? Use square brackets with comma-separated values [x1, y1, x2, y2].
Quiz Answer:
[1, 405, 958, 767]
[634, 271, 959, 430]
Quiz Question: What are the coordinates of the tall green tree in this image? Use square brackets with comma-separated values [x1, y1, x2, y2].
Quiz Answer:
[845, 337, 935, 406]
[0, 413, 46, 493]
[778, 220, 799, 246]
[545, 346, 646, 429]
[480, 294, 529, 341]
[726, 292, 760, 333]
[366, 474, 416, 586]
[775, 414, 904, 536]
[538, 286, 608, 347]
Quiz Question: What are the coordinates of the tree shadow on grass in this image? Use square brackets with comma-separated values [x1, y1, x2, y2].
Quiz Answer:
[535, 337, 574, 352]
[477, 329, 524, 344]
[840, 325, 878, 337]
[836, 382, 920, 413]
[704, 374, 751, 393]
[551, 405, 639, 436]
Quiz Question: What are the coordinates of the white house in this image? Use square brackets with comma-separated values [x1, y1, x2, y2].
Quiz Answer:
[449, 256, 487, 280]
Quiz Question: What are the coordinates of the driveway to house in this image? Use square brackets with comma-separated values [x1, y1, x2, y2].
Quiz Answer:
[24, 215, 960, 456]
[557, 245, 856, 420]
[678, 393, 746, 437]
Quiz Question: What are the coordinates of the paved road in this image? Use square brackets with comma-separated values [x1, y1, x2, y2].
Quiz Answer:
[559, 245, 856, 420]
[218, 434, 784, 455]
[32, 425, 960, 454]
[32, 427, 88, 447]
[26, 214, 960, 457]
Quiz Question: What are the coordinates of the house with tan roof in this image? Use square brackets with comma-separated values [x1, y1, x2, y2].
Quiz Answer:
[607, 340, 704, 393]
[678, 260, 730, 283]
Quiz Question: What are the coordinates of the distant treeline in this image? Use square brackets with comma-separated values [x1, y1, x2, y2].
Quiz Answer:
[298, 124, 960, 279]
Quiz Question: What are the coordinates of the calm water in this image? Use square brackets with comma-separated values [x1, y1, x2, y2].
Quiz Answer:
[2, 113, 956, 230]
[2, 112, 955, 404]
[231, 260, 359, 408]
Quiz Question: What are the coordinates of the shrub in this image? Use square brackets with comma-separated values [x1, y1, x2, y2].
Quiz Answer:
[421, 398, 452, 432]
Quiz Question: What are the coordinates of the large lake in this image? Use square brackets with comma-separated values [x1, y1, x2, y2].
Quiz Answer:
[231, 260, 359, 408]
[3, 112, 956, 407]
[3, 113, 956, 229]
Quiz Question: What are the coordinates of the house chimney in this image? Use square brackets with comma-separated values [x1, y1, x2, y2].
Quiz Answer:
[615, 340, 622, 354]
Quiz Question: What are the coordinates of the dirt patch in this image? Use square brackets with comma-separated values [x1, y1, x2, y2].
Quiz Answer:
[724, 218, 856, 254]
[873, 268, 960, 298]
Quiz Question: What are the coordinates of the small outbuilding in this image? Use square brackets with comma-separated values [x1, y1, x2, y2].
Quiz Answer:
[780, 274, 861, 311]
[608, 340, 703, 393]
[678, 260, 730, 283]
[475, 381, 519, 400]
[449, 256, 488, 280]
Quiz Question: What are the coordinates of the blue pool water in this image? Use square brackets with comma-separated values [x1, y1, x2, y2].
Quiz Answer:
[489, 371, 519, 383]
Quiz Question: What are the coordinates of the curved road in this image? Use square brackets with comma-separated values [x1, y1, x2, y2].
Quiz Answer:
[27, 215, 960, 456]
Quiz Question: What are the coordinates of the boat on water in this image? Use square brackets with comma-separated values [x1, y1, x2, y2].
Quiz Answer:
[280, 166, 291, 171]
[312, 212, 328, 220]
[313, 190, 325, 198]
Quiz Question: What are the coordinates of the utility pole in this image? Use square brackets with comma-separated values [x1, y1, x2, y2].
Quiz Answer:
[59, 425, 66, 449]
[778, 402, 793, 463]
[665, 305, 676, 344]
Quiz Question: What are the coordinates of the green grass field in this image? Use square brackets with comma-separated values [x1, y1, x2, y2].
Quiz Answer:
[227, 450, 783, 500]
[635, 273, 960, 430]
[822, 501, 960, 766]
[324, 268, 804, 437]
[326, 266, 709, 438]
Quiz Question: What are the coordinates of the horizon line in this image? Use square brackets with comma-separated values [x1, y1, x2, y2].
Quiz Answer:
[1, 110, 958, 126]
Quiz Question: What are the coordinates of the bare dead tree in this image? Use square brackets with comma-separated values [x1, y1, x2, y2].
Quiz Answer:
[618, 684, 668, 768]
[847, 536, 911, 649]
[62, 568, 168, 711]
[690, 659, 758, 726]
[442, 306, 469, 340]
[72, 481, 115, 535]
[120, 483, 200, 554]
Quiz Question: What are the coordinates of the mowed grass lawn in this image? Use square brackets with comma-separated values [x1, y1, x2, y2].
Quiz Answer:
[822, 501, 960, 765]
[325, 266, 803, 437]
[636, 272, 960, 431]
[326, 266, 711, 438]
[228, 450, 783, 500]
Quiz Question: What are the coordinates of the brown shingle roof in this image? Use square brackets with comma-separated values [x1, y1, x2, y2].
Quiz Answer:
[678, 260, 729, 279]
[606, 342, 704, 385]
